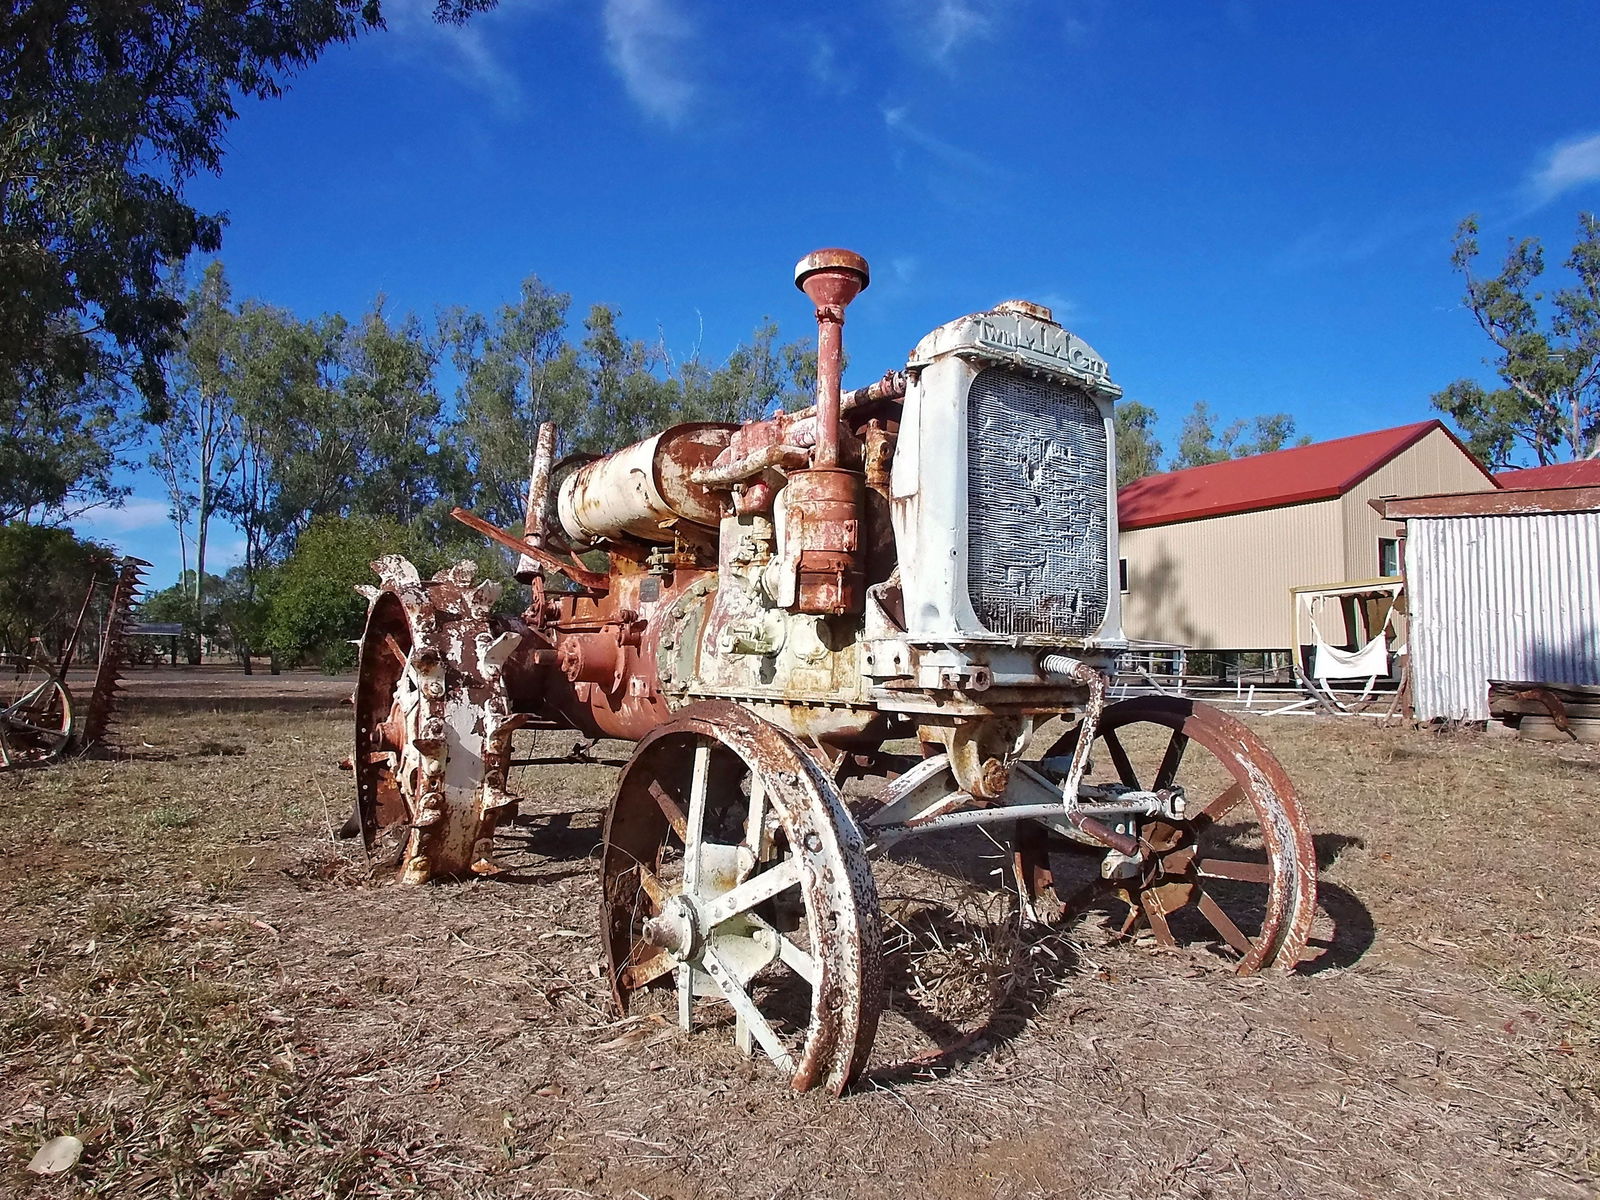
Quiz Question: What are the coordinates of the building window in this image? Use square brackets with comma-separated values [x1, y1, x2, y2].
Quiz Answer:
[1119, 558, 1129, 593]
[1378, 537, 1400, 578]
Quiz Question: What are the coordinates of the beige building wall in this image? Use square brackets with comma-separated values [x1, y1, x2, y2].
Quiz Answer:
[1336, 427, 1497, 580]
[1119, 499, 1343, 649]
[1119, 426, 1496, 651]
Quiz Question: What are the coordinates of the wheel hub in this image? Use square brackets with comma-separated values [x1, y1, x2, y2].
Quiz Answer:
[643, 894, 700, 958]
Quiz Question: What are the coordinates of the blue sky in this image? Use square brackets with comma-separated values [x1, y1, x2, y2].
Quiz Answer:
[76, 0, 1600, 584]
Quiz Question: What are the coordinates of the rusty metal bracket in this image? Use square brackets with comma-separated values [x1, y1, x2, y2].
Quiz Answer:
[450, 507, 610, 593]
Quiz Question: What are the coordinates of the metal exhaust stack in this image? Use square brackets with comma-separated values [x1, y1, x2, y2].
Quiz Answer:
[785, 248, 871, 616]
[795, 249, 869, 469]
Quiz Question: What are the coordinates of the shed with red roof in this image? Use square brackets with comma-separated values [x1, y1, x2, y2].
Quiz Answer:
[1495, 459, 1600, 490]
[1116, 420, 1496, 650]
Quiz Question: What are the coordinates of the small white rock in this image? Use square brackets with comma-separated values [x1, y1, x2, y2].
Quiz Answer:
[27, 1135, 83, 1175]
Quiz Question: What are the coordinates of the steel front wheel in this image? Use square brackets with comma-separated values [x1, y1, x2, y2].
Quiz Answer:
[600, 703, 882, 1094]
[1014, 696, 1317, 973]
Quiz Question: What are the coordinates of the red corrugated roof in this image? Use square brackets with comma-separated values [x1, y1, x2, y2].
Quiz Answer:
[1496, 459, 1600, 489]
[1117, 419, 1496, 530]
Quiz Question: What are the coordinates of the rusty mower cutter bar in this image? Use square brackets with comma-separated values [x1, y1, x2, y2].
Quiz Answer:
[351, 249, 1318, 1093]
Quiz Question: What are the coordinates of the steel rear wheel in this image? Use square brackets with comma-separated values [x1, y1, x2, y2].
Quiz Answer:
[353, 556, 522, 883]
[1015, 696, 1317, 973]
[600, 702, 882, 1094]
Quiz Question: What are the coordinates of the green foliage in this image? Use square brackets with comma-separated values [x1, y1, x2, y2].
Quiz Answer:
[443, 277, 819, 529]
[262, 516, 419, 671]
[1170, 401, 1304, 470]
[442, 278, 593, 529]
[0, 524, 112, 660]
[0, 0, 492, 417]
[0, 379, 134, 522]
[1432, 213, 1600, 467]
[1113, 400, 1163, 486]
[261, 515, 507, 671]
[0, 1, 494, 529]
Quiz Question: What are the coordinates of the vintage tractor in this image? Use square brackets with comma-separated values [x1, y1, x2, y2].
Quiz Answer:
[352, 249, 1318, 1094]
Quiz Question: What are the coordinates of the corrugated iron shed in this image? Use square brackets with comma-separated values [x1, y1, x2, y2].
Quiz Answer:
[1119, 419, 1496, 531]
[1380, 486, 1600, 721]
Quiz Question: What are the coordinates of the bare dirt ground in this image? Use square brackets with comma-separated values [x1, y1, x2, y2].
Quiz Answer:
[3, 672, 1598, 1198]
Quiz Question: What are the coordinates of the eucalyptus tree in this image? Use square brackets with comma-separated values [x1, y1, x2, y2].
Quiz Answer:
[1432, 213, 1600, 467]
[1170, 401, 1302, 470]
[1, 0, 496, 420]
[442, 276, 588, 529]
[1, 0, 495, 531]
[1113, 400, 1163, 486]
[152, 263, 241, 659]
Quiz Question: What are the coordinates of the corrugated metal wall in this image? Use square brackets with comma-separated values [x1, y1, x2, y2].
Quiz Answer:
[1409, 512, 1600, 720]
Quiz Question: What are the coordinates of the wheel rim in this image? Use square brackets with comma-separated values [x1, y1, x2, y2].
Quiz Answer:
[0, 676, 73, 765]
[1017, 696, 1317, 973]
[600, 702, 882, 1094]
[353, 556, 521, 882]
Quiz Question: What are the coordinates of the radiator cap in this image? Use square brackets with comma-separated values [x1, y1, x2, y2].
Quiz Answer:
[994, 299, 1054, 323]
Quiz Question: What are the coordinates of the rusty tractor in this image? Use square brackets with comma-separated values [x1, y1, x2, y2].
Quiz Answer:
[352, 249, 1318, 1094]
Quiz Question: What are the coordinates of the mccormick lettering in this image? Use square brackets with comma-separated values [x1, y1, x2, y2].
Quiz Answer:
[974, 317, 1108, 378]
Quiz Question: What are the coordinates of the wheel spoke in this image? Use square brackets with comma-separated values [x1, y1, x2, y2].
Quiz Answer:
[621, 950, 676, 989]
[701, 946, 796, 1073]
[698, 858, 802, 929]
[778, 935, 819, 987]
[677, 963, 694, 1031]
[5, 719, 66, 738]
[1102, 728, 1140, 789]
[1154, 729, 1189, 790]
[648, 780, 688, 841]
[1196, 890, 1255, 957]
[1196, 857, 1272, 885]
[380, 631, 407, 664]
[742, 773, 768, 879]
[1140, 892, 1176, 945]
[682, 740, 710, 894]
[1194, 782, 1246, 829]
[633, 863, 670, 907]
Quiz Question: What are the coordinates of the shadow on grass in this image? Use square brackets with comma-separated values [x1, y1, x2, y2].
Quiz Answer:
[864, 905, 1086, 1090]
[119, 697, 352, 716]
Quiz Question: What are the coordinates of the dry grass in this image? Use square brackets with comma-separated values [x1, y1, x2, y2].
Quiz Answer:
[1, 681, 1597, 1198]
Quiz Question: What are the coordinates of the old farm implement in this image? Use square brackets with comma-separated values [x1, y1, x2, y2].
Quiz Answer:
[351, 250, 1318, 1093]
[0, 557, 147, 767]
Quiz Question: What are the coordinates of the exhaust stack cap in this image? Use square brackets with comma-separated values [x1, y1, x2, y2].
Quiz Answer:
[995, 299, 1054, 323]
[795, 248, 870, 309]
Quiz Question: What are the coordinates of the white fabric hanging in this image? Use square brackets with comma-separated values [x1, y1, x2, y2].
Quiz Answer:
[1308, 595, 1396, 681]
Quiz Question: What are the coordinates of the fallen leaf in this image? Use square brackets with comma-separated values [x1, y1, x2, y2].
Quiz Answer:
[27, 1135, 83, 1175]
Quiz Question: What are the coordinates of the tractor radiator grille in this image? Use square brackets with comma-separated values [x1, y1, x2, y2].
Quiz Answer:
[965, 367, 1109, 637]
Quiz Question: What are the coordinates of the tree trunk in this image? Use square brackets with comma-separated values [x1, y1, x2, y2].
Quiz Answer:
[191, 397, 212, 667]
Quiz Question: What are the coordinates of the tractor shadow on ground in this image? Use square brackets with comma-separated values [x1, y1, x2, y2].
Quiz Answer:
[865, 904, 1087, 1089]
[492, 809, 604, 885]
[862, 823, 1379, 1082]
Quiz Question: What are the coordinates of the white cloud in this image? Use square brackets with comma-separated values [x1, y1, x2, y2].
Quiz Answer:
[603, 0, 698, 125]
[808, 34, 850, 95]
[882, 106, 1004, 179]
[384, 0, 531, 115]
[894, 0, 1000, 68]
[1526, 132, 1600, 207]
[75, 497, 172, 535]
